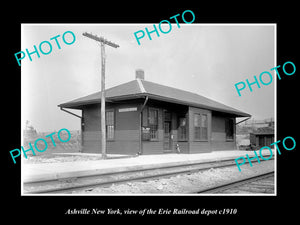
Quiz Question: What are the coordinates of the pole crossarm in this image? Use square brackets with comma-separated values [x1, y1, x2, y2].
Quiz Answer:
[82, 32, 120, 48]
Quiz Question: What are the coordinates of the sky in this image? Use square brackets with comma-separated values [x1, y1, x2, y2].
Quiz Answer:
[21, 24, 275, 132]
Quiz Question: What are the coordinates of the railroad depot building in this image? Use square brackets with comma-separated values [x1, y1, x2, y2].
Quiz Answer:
[58, 70, 251, 155]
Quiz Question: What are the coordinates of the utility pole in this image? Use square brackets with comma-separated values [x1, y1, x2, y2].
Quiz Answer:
[82, 32, 119, 159]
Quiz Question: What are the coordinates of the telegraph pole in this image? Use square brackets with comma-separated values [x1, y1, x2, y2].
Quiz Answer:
[82, 32, 119, 159]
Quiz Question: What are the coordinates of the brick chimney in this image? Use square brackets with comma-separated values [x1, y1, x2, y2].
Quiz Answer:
[135, 69, 145, 80]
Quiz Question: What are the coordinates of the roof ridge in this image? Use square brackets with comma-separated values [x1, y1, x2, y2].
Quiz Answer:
[136, 78, 146, 93]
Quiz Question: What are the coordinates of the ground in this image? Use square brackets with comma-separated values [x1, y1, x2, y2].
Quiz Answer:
[22, 153, 132, 164]
[69, 160, 275, 195]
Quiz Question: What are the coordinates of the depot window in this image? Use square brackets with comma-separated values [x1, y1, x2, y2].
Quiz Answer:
[225, 118, 234, 141]
[178, 117, 187, 141]
[148, 108, 158, 140]
[106, 110, 115, 140]
[194, 113, 208, 141]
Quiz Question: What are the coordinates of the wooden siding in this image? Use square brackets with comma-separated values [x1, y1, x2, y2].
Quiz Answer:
[211, 141, 236, 151]
[116, 107, 140, 131]
[189, 142, 211, 153]
[176, 141, 189, 153]
[188, 107, 212, 153]
[81, 100, 238, 155]
[211, 114, 236, 150]
[142, 141, 164, 154]
[107, 141, 139, 155]
[82, 103, 140, 154]
[82, 104, 101, 153]
[83, 105, 101, 131]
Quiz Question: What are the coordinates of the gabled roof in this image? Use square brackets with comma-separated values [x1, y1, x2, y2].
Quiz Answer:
[58, 79, 251, 117]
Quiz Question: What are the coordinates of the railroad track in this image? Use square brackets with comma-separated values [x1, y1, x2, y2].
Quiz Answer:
[23, 157, 274, 194]
[197, 171, 274, 194]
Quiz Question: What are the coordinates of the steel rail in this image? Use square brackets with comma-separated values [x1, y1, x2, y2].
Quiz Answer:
[197, 171, 275, 194]
[23, 157, 274, 194]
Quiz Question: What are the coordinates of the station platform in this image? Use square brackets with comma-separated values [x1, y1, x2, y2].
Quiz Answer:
[22, 149, 275, 183]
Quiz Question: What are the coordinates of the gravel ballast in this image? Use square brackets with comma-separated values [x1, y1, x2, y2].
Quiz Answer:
[70, 160, 275, 195]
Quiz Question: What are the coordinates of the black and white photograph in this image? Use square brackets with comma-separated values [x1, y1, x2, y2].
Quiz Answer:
[4, 5, 298, 220]
[20, 24, 276, 196]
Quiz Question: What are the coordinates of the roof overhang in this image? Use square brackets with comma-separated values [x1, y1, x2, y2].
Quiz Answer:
[57, 94, 147, 109]
[58, 93, 250, 117]
[145, 93, 251, 117]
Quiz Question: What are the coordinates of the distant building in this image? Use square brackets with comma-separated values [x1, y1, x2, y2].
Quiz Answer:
[244, 118, 274, 128]
[58, 70, 250, 155]
[250, 127, 274, 149]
